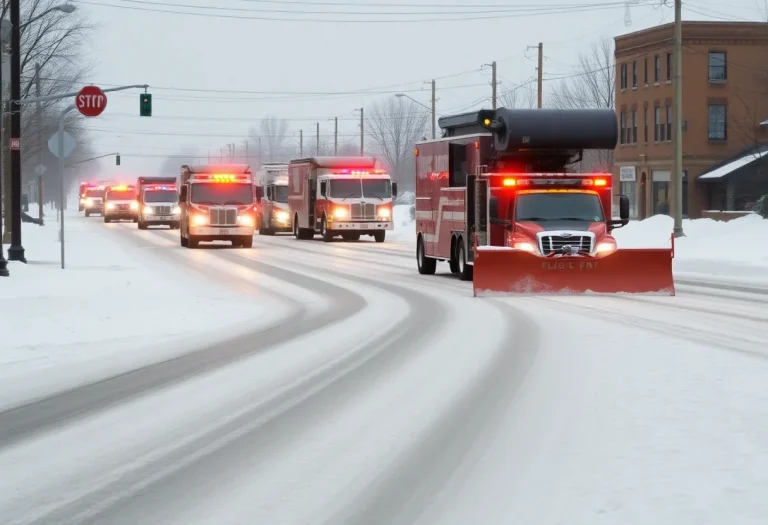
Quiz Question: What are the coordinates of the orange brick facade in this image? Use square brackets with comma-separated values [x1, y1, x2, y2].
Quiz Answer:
[613, 22, 768, 219]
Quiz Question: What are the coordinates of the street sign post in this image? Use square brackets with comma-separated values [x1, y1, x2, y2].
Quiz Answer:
[76, 85, 107, 117]
[34, 163, 46, 176]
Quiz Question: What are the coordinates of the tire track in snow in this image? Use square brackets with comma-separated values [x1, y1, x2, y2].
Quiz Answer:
[23, 247, 452, 525]
[0, 224, 367, 450]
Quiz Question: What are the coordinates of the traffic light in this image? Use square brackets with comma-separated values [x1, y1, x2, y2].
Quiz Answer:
[139, 93, 152, 117]
[116, 154, 121, 166]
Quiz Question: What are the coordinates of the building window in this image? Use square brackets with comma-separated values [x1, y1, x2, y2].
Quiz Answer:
[708, 104, 727, 140]
[620, 112, 626, 144]
[644, 58, 648, 84]
[644, 107, 648, 142]
[708, 52, 726, 81]
[632, 110, 637, 143]
[666, 52, 672, 80]
[632, 61, 637, 87]
[665, 105, 672, 141]
[654, 106, 662, 141]
[654, 55, 660, 82]
[620, 63, 627, 89]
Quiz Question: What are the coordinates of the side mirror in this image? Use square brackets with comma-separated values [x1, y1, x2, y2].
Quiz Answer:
[489, 196, 499, 219]
[619, 194, 630, 223]
[255, 186, 264, 202]
[392, 182, 398, 197]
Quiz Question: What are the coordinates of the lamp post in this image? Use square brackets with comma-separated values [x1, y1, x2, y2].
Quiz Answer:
[0, 17, 11, 276]
[8, 2, 76, 263]
[395, 92, 436, 139]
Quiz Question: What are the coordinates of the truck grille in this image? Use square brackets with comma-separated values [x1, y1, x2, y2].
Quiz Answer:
[154, 205, 172, 215]
[209, 207, 237, 226]
[117, 204, 130, 211]
[351, 203, 375, 220]
[540, 235, 592, 255]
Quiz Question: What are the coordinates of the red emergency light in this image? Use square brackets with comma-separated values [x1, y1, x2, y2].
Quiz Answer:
[332, 169, 387, 175]
[498, 173, 610, 188]
[145, 184, 176, 190]
[192, 174, 249, 182]
[109, 184, 135, 191]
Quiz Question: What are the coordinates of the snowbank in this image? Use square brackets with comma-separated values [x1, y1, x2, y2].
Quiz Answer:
[614, 214, 768, 282]
[0, 207, 267, 410]
[389, 204, 416, 242]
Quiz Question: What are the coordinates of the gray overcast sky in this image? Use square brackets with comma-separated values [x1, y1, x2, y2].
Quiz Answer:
[73, 0, 762, 177]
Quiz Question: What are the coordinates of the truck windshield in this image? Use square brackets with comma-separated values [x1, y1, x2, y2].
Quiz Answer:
[191, 183, 252, 205]
[106, 191, 135, 200]
[273, 185, 288, 202]
[362, 179, 391, 200]
[516, 192, 605, 222]
[85, 189, 104, 198]
[144, 190, 177, 203]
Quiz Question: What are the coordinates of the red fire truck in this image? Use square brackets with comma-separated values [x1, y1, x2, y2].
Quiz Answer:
[178, 164, 256, 248]
[103, 184, 139, 223]
[288, 156, 397, 242]
[136, 176, 180, 230]
[255, 163, 291, 235]
[414, 108, 674, 295]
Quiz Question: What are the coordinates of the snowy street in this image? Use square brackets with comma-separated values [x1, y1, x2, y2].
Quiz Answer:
[2, 211, 768, 524]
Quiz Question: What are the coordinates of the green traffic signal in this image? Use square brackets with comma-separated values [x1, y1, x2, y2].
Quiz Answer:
[140, 93, 152, 117]
[116, 154, 121, 166]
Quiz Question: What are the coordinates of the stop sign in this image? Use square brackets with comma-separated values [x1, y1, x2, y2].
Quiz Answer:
[76, 85, 107, 117]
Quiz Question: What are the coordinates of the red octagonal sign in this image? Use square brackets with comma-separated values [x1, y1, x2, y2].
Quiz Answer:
[76, 85, 107, 117]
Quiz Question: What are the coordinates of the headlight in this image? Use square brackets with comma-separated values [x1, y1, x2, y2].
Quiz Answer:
[333, 207, 348, 219]
[143, 206, 154, 214]
[172, 205, 181, 214]
[85, 198, 94, 206]
[595, 242, 617, 254]
[237, 214, 254, 226]
[513, 242, 536, 252]
[274, 210, 289, 222]
[130, 201, 139, 210]
[106, 202, 116, 210]
[192, 214, 207, 226]
[377, 207, 390, 218]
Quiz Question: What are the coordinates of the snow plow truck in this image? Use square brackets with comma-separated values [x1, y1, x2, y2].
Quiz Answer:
[414, 107, 675, 296]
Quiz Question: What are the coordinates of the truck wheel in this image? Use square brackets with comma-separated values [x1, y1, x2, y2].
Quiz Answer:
[138, 220, 148, 230]
[104, 215, 111, 223]
[188, 235, 200, 248]
[321, 215, 333, 242]
[417, 235, 436, 275]
[180, 233, 188, 247]
[449, 237, 460, 273]
[241, 235, 254, 248]
[457, 241, 474, 281]
[293, 215, 302, 239]
[85, 211, 90, 217]
[373, 231, 385, 243]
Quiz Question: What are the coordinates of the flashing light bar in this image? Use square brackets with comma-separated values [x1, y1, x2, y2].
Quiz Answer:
[332, 169, 387, 175]
[109, 185, 135, 191]
[192, 174, 249, 182]
[145, 185, 176, 190]
[499, 173, 609, 188]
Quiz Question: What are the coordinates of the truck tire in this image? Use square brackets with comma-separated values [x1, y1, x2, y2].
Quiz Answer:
[138, 220, 148, 230]
[293, 215, 302, 239]
[188, 235, 200, 248]
[85, 211, 90, 217]
[180, 233, 188, 247]
[417, 235, 436, 275]
[104, 215, 111, 223]
[449, 238, 460, 274]
[457, 240, 474, 281]
[373, 231, 385, 243]
[241, 235, 253, 248]
[321, 215, 333, 242]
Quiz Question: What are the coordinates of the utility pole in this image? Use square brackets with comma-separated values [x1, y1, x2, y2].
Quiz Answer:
[334, 117, 338, 155]
[537, 43, 543, 108]
[316, 122, 320, 155]
[491, 61, 497, 109]
[431, 79, 436, 139]
[0, 19, 8, 276]
[300, 129, 303, 157]
[258, 136, 262, 164]
[245, 140, 248, 164]
[359, 108, 364, 156]
[8, 0, 25, 262]
[673, 0, 684, 237]
[35, 63, 42, 222]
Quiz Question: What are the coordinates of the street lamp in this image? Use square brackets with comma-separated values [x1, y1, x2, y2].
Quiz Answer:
[7, 1, 76, 263]
[395, 91, 436, 139]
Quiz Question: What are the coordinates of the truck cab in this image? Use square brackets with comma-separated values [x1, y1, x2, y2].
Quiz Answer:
[288, 156, 398, 243]
[82, 185, 105, 217]
[103, 184, 139, 223]
[137, 176, 180, 230]
[178, 164, 256, 248]
[255, 163, 291, 235]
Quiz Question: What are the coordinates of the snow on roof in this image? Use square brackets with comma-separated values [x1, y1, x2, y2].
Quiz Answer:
[698, 149, 768, 180]
[292, 156, 378, 169]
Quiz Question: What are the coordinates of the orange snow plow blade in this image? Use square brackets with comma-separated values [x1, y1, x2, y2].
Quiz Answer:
[473, 247, 675, 296]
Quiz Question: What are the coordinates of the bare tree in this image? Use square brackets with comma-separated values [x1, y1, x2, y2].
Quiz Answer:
[548, 38, 615, 172]
[365, 96, 427, 187]
[254, 116, 289, 162]
[500, 81, 537, 109]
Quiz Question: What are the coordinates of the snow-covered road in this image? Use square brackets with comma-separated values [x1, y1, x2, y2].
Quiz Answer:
[2, 215, 767, 524]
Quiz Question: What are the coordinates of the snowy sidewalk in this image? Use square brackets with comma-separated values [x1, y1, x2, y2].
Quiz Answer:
[0, 206, 267, 410]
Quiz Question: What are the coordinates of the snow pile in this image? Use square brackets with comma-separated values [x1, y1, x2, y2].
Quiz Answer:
[614, 213, 768, 282]
[395, 190, 415, 205]
[390, 204, 416, 242]
[0, 210, 266, 409]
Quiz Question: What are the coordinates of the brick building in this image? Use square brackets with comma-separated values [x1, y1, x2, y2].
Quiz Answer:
[613, 21, 768, 219]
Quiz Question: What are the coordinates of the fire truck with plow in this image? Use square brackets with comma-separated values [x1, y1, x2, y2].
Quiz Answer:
[288, 156, 397, 242]
[255, 163, 291, 235]
[178, 164, 256, 248]
[414, 107, 675, 295]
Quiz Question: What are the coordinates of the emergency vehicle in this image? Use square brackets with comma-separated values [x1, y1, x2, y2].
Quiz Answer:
[288, 156, 397, 242]
[81, 184, 106, 216]
[103, 184, 139, 223]
[78, 182, 91, 211]
[414, 107, 674, 295]
[178, 164, 256, 248]
[255, 163, 291, 235]
[136, 176, 180, 230]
